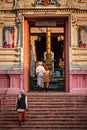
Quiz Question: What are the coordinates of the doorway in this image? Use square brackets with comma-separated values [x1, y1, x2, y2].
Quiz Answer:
[24, 16, 69, 92]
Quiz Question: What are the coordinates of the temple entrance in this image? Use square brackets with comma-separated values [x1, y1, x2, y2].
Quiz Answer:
[27, 17, 69, 92]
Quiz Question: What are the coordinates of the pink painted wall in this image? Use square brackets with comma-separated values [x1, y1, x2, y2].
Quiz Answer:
[1, 70, 87, 94]
[0, 70, 23, 94]
[70, 70, 87, 94]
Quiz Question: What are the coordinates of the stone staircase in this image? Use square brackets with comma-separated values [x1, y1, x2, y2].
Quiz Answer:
[0, 92, 87, 130]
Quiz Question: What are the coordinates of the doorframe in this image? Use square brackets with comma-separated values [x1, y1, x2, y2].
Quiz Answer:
[24, 15, 70, 92]
[64, 16, 69, 92]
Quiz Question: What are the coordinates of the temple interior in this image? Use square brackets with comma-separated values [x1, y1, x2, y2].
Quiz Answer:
[35, 34, 64, 69]
[30, 26, 65, 91]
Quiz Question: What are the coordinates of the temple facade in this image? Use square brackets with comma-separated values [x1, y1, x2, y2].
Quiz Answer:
[0, 0, 87, 94]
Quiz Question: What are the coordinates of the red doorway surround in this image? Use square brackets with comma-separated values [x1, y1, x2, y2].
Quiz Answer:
[24, 19, 30, 92]
[24, 16, 69, 92]
[64, 17, 69, 92]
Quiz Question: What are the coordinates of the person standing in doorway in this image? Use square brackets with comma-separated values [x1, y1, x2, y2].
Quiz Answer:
[44, 65, 51, 92]
[36, 61, 46, 91]
[16, 90, 28, 126]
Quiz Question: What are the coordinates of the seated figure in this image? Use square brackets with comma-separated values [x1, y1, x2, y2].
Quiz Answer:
[44, 51, 54, 61]
[44, 51, 54, 72]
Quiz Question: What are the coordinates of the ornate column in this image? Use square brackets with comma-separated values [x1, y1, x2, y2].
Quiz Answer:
[16, 13, 22, 47]
[46, 27, 52, 68]
[18, 23, 21, 47]
[0, 24, 3, 47]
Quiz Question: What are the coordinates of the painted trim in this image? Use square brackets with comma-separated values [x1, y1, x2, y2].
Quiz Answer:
[24, 19, 30, 92]
[64, 16, 69, 92]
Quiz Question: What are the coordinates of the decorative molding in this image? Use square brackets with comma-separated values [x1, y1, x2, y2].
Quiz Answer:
[7, 0, 13, 2]
[0, 0, 87, 11]
[31, 0, 60, 7]
[77, 17, 87, 21]
[0, 19, 4, 24]
[78, 0, 86, 3]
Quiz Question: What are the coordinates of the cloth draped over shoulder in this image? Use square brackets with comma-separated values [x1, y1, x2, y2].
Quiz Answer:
[36, 65, 46, 76]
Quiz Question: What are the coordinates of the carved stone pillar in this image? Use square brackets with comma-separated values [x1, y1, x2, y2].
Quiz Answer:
[0, 25, 3, 47]
[16, 14, 22, 47]
[71, 14, 78, 47]
[18, 23, 21, 47]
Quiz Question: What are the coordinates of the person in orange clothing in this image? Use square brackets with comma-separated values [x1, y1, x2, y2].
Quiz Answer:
[44, 65, 51, 92]
[16, 90, 28, 126]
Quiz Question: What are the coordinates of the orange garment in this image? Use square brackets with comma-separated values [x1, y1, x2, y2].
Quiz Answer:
[44, 70, 51, 83]
[44, 70, 51, 90]
[17, 111, 26, 121]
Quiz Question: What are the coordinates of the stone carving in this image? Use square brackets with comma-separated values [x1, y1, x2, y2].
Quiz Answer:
[35, 0, 57, 5]
[0, 0, 13, 3]
[0, 0, 86, 10]
[72, 15, 78, 27]
[78, 0, 86, 2]
[77, 17, 87, 26]
[32, 0, 60, 6]
[66, 0, 79, 8]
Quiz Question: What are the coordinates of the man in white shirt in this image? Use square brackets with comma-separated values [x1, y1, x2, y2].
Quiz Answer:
[36, 61, 46, 91]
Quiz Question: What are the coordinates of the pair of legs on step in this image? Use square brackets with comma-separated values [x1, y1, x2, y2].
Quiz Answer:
[17, 111, 26, 126]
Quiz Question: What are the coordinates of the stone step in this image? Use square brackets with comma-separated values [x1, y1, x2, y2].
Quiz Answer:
[1, 106, 87, 111]
[0, 122, 87, 126]
[0, 93, 87, 130]
[0, 124, 87, 129]
[1, 101, 87, 104]
[0, 92, 86, 96]
[1, 97, 87, 100]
